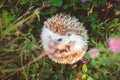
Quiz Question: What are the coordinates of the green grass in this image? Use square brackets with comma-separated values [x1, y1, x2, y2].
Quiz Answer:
[0, 0, 120, 80]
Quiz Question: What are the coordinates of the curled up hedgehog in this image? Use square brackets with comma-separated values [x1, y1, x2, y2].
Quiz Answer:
[41, 13, 88, 64]
[3, 13, 88, 80]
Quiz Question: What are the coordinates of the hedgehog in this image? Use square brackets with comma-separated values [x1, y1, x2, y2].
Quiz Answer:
[41, 13, 88, 64]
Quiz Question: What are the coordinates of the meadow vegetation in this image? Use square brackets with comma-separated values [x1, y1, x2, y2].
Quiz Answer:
[0, 0, 120, 80]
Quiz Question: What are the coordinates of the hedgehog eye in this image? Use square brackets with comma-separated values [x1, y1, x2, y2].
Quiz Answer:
[57, 38, 62, 41]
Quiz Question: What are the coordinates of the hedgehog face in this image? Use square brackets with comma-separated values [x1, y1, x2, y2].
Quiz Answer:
[41, 27, 67, 51]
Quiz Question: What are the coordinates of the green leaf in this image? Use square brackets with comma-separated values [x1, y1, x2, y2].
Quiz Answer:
[87, 76, 94, 80]
[91, 23, 97, 30]
[96, 0, 107, 7]
[81, 2, 92, 11]
[28, 34, 37, 43]
[63, 3, 72, 9]
[2, 24, 17, 35]
[20, 0, 30, 5]
[2, 10, 16, 27]
[82, 64, 88, 73]
[84, 53, 90, 59]
[70, 0, 79, 3]
[99, 54, 110, 66]
[70, 0, 79, 10]
[4, 68, 17, 73]
[48, 0, 62, 7]
[42, 7, 57, 15]
[32, 0, 39, 2]
[113, 18, 119, 24]
[90, 59, 101, 68]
